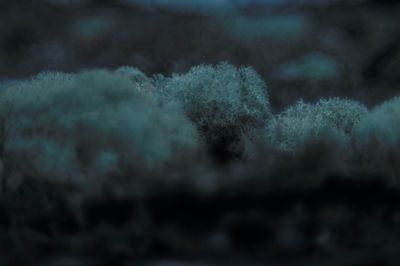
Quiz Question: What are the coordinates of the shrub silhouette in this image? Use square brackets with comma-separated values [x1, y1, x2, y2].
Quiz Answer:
[352, 96, 400, 180]
[0, 69, 198, 188]
[267, 97, 368, 152]
[160, 62, 272, 162]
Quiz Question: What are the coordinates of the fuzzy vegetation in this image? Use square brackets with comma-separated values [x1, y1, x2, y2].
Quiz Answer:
[159, 62, 273, 159]
[265, 97, 368, 152]
[0, 69, 199, 189]
[0, 62, 399, 191]
[351, 96, 400, 181]
[0, 62, 400, 265]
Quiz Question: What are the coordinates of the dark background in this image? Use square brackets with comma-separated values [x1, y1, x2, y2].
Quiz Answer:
[1, 0, 399, 111]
